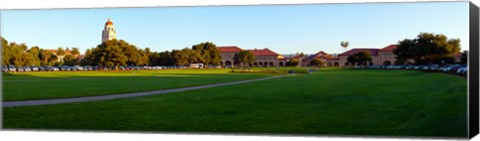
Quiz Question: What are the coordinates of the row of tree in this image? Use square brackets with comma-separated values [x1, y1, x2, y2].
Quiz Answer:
[80, 40, 227, 70]
[345, 32, 465, 66]
[2, 37, 228, 68]
[2, 37, 81, 67]
[394, 32, 463, 65]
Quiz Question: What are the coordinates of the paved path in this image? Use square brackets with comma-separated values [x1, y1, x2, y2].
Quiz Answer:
[3, 75, 283, 107]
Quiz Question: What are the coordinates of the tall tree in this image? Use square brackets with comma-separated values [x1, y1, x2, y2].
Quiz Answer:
[233, 50, 256, 68]
[63, 54, 78, 66]
[81, 48, 96, 66]
[192, 42, 221, 65]
[27, 46, 41, 66]
[347, 51, 372, 66]
[39, 49, 53, 66]
[91, 39, 128, 70]
[309, 58, 325, 67]
[2, 37, 11, 65]
[286, 58, 299, 67]
[57, 47, 66, 56]
[394, 32, 461, 65]
[71, 47, 80, 57]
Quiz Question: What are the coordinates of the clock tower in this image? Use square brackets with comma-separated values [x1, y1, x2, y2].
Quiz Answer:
[102, 18, 117, 42]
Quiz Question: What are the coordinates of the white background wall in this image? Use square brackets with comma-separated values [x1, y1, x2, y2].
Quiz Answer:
[0, 0, 479, 141]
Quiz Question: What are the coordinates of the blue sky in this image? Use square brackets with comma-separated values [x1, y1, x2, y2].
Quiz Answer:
[0, 1, 469, 55]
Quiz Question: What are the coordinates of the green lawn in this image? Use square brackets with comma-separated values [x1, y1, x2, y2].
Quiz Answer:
[2, 69, 270, 101]
[3, 68, 467, 138]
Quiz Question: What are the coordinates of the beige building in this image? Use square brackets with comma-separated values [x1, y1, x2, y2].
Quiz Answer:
[217, 46, 286, 67]
[217, 46, 242, 67]
[323, 44, 399, 66]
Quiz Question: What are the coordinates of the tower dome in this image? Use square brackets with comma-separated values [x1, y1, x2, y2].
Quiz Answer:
[105, 19, 113, 25]
[101, 18, 117, 42]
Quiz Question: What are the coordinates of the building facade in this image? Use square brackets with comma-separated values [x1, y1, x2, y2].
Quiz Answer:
[249, 48, 285, 67]
[217, 46, 242, 67]
[217, 46, 286, 67]
[323, 45, 398, 67]
[102, 18, 117, 42]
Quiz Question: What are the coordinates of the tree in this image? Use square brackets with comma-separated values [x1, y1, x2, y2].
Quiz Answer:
[233, 50, 255, 68]
[148, 52, 161, 66]
[91, 39, 128, 71]
[286, 58, 299, 67]
[347, 51, 372, 66]
[71, 47, 80, 57]
[310, 58, 325, 67]
[394, 32, 461, 65]
[63, 54, 79, 66]
[39, 49, 53, 66]
[341, 41, 349, 52]
[2, 37, 11, 65]
[192, 42, 221, 65]
[158, 51, 175, 66]
[57, 47, 66, 56]
[27, 46, 41, 66]
[81, 48, 96, 66]
[171, 49, 189, 66]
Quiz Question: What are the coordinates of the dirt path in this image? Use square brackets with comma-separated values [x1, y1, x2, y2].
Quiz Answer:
[3, 75, 284, 107]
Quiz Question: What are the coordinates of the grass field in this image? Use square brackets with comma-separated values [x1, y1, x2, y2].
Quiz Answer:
[2, 69, 271, 101]
[3, 68, 467, 137]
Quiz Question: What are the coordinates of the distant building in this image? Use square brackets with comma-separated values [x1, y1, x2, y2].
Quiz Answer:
[217, 46, 242, 67]
[102, 18, 117, 42]
[217, 46, 286, 67]
[325, 44, 399, 66]
[45, 49, 72, 62]
[248, 48, 285, 67]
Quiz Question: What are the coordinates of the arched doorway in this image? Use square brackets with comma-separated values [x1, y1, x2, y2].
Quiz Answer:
[279, 62, 284, 67]
[264, 62, 268, 67]
[334, 62, 339, 67]
[269, 62, 274, 67]
[383, 60, 392, 66]
[253, 62, 258, 67]
[225, 61, 232, 68]
[345, 62, 350, 66]
[369, 62, 374, 66]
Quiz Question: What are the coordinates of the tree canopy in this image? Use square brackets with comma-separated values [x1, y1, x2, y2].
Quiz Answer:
[233, 50, 256, 68]
[192, 42, 221, 65]
[393, 32, 461, 65]
[347, 51, 372, 66]
[309, 58, 325, 67]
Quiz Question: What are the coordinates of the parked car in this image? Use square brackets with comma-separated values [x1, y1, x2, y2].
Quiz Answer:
[2, 66, 8, 72]
[17, 66, 24, 72]
[47, 66, 59, 71]
[60, 65, 72, 71]
[39, 66, 47, 71]
[31, 66, 39, 71]
[24, 66, 31, 72]
[84, 66, 93, 71]
[8, 65, 16, 72]
[457, 67, 468, 74]
[72, 65, 84, 71]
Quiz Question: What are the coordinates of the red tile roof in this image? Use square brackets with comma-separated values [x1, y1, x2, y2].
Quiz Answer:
[379, 44, 398, 52]
[309, 51, 334, 59]
[248, 48, 279, 56]
[217, 46, 242, 53]
[339, 48, 379, 56]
